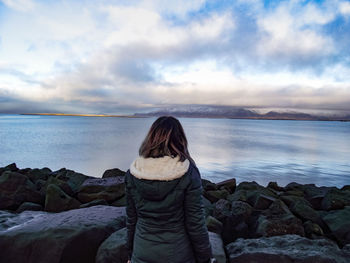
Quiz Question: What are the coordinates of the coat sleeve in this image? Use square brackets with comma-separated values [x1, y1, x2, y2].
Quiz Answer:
[184, 165, 213, 263]
[125, 170, 138, 261]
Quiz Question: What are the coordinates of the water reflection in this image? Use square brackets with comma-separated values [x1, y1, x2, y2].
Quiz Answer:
[0, 115, 349, 188]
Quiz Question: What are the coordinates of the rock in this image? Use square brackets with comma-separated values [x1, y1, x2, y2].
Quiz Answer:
[110, 196, 126, 207]
[204, 189, 230, 203]
[95, 227, 128, 263]
[208, 231, 226, 263]
[202, 179, 218, 191]
[51, 168, 90, 194]
[217, 178, 236, 193]
[227, 189, 247, 203]
[246, 188, 277, 209]
[206, 215, 223, 235]
[221, 201, 253, 244]
[226, 234, 350, 263]
[322, 206, 350, 246]
[267, 181, 284, 192]
[303, 221, 324, 239]
[77, 177, 125, 203]
[102, 168, 125, 178]
[42, 176, 75, 197]
[213, 199, 231, 221]
[253, 194, 276, 210]
[0, 171, 42, 210]
[45, 184, 81, 212]
[267, 199, 291, 216]
[27, 168, 52, 183]
[80, 199, 109, 208]
[321, 188, 350, 211]
[0, 206, 126, 263]
[231, 201, 253, 220]
[283, 189, 304, 197]
[0, 163, 19, 175]
[203, 196, 214, 217]
[16, 202, 43, 213]
[236, 181, 261, 191]
[280, 195, 312, 208]
[289, 201, 323, 225]
[341, 185, 350, 191]
[255, 213, 305, 237]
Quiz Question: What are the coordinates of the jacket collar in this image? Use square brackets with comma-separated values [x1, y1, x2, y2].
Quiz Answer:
[130, 155, 190, 181]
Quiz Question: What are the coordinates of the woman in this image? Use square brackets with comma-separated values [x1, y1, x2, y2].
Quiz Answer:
[125, 116, 216, 263]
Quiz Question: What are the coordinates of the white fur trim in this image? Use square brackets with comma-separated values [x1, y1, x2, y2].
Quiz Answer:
[130, 155, 190, 181]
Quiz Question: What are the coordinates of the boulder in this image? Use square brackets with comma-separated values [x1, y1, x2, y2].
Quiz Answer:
[45, 184, 81, 212]
[236, 181, 261, 191]
[289, 201, 323, 225]
[231, 201, 253, 220]
[267, 181, 284, 192]
[221, 201, 253, 244]
[303, 221, 324, 239]
[208, 231, 226, 263]
[16, 202, 43, 213]
[213, 199, 231, 221]
[202, 179, 218, 191]
[216, 178, 236, 193]
[204, 189, 230, 203]
[341, 185, 350, 191]
[77, 177, 125, 203]
[225, 234, 350, 263]
[41, 176, 75, 197]
[27, 168, 52, 183]
[322, 206, 350, 246]
[206, 215, 223, 235]
[255, 214, 305, 237]
[51, 168, 90, 194]
[102, 168, 125, 178]
[203, 196, 214, 217]
[280, 195, 312, 208]
[111, 196, 126, 207]
[0, 206, 126, 263]
[95, 227, 128, 263]
[80, 199, 109, 208]
[227, 189, 247, 203]
[321, 188, 350, 211]
[0, 163, 19, 175]
[0, 171, 42, 210]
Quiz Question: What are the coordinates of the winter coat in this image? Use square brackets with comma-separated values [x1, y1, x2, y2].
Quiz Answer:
[125, 155, 213, 263]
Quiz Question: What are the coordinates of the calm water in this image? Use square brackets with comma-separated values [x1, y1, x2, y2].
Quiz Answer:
[0, 114, 349, 188]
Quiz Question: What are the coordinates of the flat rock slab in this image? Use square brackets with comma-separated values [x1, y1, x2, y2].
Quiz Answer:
[226, 234, 350, 263]
[0, 205, 126, 263]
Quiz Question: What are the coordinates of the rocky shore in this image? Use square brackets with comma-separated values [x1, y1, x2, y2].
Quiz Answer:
[0, 163, 350, 263]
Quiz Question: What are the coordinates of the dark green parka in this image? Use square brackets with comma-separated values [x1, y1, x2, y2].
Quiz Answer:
[125, 155, 213, 263]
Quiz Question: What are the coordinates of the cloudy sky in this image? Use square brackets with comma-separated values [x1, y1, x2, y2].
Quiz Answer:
[0, 0, 350, 115]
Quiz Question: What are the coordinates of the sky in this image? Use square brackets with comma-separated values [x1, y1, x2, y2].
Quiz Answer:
[0, 0, 350, 115]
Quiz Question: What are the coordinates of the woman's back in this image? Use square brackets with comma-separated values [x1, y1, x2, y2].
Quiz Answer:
[125, 155, 213, 263]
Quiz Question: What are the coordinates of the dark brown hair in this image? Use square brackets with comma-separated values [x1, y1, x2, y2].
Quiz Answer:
[139, 116, 195, 164]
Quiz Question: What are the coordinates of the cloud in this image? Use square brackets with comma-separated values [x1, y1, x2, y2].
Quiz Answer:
[0, 0, 350, 114]
[1, 0, 35, 12]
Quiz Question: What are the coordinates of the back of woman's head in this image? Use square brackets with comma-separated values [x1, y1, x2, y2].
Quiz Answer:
[139, 116, 194, 164]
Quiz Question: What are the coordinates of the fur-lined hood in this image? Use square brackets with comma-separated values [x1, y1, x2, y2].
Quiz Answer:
[130, 155, 190, 181]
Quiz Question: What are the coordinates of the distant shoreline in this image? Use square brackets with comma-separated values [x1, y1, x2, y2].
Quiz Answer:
[17, 113, 350, 121]
[20, 113, 145, 118]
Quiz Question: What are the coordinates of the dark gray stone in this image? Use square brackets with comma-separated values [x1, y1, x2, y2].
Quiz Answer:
[45, 184, 81, 212]
[226, 234, 350, 263]
[95, 227, 128, 263]
[0, 206, 126, 263]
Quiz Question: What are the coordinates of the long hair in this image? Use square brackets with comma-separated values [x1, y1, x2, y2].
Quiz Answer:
[139, 116, 195, 164]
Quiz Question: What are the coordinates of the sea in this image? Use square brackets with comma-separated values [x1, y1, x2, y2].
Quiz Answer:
[0, 114, 349, 188]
